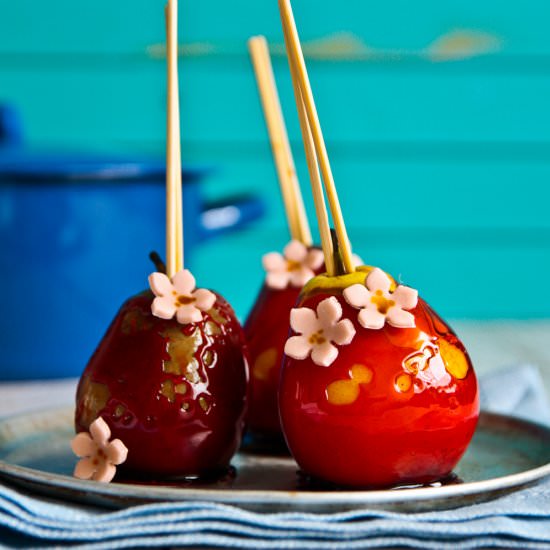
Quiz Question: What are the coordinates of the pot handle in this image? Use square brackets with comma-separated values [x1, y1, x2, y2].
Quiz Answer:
[0, 104, 24, 147]
[199, 194, 265, 240]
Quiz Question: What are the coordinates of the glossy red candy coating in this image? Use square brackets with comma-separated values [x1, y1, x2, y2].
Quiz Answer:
[280, 285, 479, 488]
[244, 283, 302, 436]
[75, 291, 249, 479]
[244, 248, 325, 437]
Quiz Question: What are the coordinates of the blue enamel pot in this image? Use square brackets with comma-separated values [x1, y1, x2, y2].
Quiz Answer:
[0, 105, 264, 380]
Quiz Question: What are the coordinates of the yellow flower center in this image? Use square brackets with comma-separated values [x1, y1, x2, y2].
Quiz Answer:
[286, 259, 302, 272]
[176, 294, 196, 306]
[370, 289, 395, 314]
[308, 329, 326, 345]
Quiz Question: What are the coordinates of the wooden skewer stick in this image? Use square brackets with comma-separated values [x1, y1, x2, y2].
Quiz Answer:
[282, 24, 335, 276]
[248, 36, 312, 246]
[165, 0, 184, 277]
[278, 0, 355, 274]
[173, 8, 183, 275]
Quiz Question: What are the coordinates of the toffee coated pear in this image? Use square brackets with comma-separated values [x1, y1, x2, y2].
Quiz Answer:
[245, 283, 305, 436]
[280, 267, 479, 488]
[75, 290, 249, 479]
[245, 242, 324, 437]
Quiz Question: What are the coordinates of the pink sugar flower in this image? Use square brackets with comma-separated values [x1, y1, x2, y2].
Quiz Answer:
[149, 269, 216, 324]
[71, 417, 128, 483]
[285, 296, 356, 367]
[263, 240, 324, 290]
[343, 268, 418, 330]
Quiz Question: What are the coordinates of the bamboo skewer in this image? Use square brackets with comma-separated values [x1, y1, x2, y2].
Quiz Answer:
[281, 24, 335, 276]
[248, 36, 312, 246]
[165, 0, 184, 277]
[173, 7, 183, 274]
[278, 0, 355, 274]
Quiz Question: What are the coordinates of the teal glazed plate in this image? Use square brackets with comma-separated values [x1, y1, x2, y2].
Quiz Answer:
[0, 408, 549, 512]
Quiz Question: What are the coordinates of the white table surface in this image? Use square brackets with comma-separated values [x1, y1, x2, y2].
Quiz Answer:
[0, 320, 548, 418]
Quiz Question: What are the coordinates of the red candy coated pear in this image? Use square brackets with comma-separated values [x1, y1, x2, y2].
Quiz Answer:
[75, 291, 249, 479]
[245, 283, 302, 436]
[279, 269, 479, 488]
[245, 246, 324, 437]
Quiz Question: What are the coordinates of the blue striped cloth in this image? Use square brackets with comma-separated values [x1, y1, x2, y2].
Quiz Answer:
[1, 364, 549, 549]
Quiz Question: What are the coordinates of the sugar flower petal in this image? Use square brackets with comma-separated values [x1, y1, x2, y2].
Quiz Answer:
[289, 307, 318, 334]
[393, 285, 419, 310]
[71, 432, 95, 458]
[148, 272, 173, 297]
[176, 304, 203, 325]
[172, 269, 196, 295]
[151, 297, 177, 320]
[358, 307, 387, 330]
[89, 416, 111, 447]
[266, 271, 290, 289]
[317, 296, 343, 325]
[284, 240, 308, 263]
[343, 284, 370, 308]
[289, 267, 316, 288]
[106, 439, 129, 465]
[387, 308, 416, 328]
[327, 318, 356, 345]
[284, 335, 312, 360]
[366, 268, 392, 293]
[193, 288, 216, 311]
[285, 297, 356, 367]
[95, 462, 117, 483]
[262, 252, 286, 272]
[74, 457, 96, 480]
[311, 341, 339, 367]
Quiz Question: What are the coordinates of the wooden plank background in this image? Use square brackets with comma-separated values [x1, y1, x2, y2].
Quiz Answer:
[1, 0, 549, 319]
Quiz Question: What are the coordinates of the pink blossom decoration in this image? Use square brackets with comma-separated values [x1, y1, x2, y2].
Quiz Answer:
[285, 296, 356, 367]
[149, 269, 216, 324]
[262, 240, 324, 289]
[343, 268, 418, 330]
[71, 417, 128, 483]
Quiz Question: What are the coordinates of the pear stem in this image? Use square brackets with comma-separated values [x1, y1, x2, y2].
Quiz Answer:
[149, 251, 167, 274]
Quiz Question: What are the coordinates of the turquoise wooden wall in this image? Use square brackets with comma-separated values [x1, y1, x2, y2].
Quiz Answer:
[1, 0, 549, 319]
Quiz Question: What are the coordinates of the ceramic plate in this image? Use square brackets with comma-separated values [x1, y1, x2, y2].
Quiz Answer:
[0, 408, 549, 512]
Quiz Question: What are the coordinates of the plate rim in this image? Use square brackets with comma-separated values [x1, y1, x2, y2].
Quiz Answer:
[0, 407, 549, 508]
